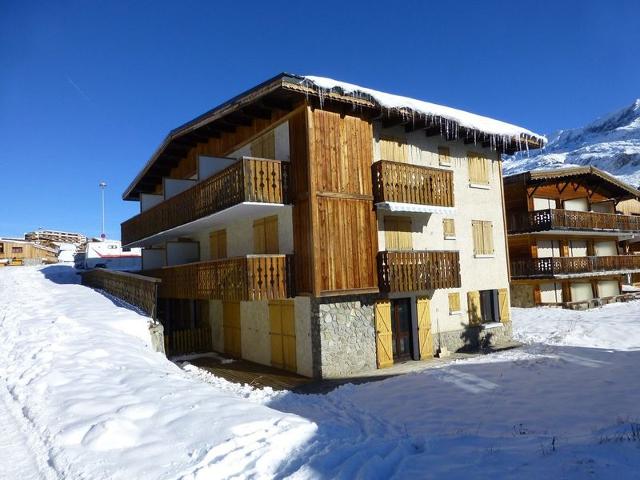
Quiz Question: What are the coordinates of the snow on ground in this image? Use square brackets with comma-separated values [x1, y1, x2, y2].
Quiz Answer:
[1, 265, 640, 479]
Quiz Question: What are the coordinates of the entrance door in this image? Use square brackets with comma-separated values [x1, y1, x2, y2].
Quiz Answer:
[391, 298, 413, 361]
[269, 300, 296, 372]
[480, 290, 498, 323]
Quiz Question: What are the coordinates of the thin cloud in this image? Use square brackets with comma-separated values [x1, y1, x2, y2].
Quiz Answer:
[65, 75, 94, 105]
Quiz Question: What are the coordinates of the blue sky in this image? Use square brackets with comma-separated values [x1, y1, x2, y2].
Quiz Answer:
[1, 0, 639, 239]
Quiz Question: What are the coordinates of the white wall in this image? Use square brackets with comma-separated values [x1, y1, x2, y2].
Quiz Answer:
[198, 156, 237, 181]
[142, 249, 166, 270]
[140, 193, 163, 212]
[166, 242, 199, 266]
[164, 178, 196, 199]
[228, 121, 290, 161]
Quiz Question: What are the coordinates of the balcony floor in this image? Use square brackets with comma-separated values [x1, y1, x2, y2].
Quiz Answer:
[125, 202, 290, 248]
[508, 230, 636, 239]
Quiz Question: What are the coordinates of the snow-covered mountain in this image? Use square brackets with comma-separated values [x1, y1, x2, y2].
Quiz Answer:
[503, 99, 640, 188]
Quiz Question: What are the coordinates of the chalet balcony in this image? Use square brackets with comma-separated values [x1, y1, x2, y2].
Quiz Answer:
[377, 250, 461, 293]
[510, 255, 640, 279]
[507, 208, 640, 235]
[121, 157, 289, 246]
[372, 160, 454, 210]
[148, 254, 293, 301]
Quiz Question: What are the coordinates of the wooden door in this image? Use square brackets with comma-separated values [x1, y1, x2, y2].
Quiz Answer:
[269, 300, 296, 372]
[467, 291, 482, 326]
[498, 288, 510, 323]
[391, 298, 412, 360]
[374, 300, 393, 369]
[254, 216, 279, 254]
[209, 229, 227, 260]
[416, 297, 433, 359]
[222, 301, 241, 358]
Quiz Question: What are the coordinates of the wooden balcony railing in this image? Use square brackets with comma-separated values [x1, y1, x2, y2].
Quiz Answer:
[372, 160, 454, 207]
[507, 208, 640, 234]
[147, 254, 293, 301]
[122, 157, 289, 245]
[378, 250, 461, 293]
[510, 255, 640, 278]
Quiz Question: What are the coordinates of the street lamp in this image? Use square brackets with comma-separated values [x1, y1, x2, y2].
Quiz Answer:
[99, 181, 107, 239]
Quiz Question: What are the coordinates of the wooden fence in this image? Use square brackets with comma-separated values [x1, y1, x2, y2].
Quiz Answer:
[508, 208, 640, 234]
[79, 269, 161, 318]
[148, 254, 293, 301]
[372, 160, 454, 207]
[378, 250, 461, 292]
[164, 326, 212, 356]
[121, 157, 289, 245]
[511, 255, 640, 278]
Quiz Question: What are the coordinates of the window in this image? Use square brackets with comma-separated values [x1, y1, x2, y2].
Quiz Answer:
[384, 216, 412, 251]
[379, 136, 408, 163]
[209, 229, 227, 260]
[11, 246, 23, 254]
[253, 216, 279, 254]
[438, 146, 451, 166]
[468, 152, 490, 185]
[448, 292, 461, 314]
[0, 243, 3, 254]
[250, 129, 276, 159]
[443, 218, 455, 239]
[472, 220, 494, 256]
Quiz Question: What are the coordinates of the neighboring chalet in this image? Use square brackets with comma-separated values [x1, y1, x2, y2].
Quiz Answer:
[505, 167, 640, 308]
[0, 238, 58, 265]
[121, 74, 544, 378]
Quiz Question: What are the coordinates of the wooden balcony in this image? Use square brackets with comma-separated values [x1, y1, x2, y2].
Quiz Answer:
[511, 255, 640, 279]
[122, 157, 289, 246]
[377, 250, 461, 293]
[507, 208, 640, 234]
[147, 255, 293, 301]
[372, 160, 454, 207]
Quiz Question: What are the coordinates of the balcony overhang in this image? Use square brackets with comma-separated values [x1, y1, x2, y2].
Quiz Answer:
[376, 202, 456, 215]
[508, 230, 636, 239]
[125, 203, 289, 248]
[512, 268, 640, 280]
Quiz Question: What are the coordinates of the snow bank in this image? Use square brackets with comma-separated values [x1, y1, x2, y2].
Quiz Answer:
[0, 266, 315, 479]
[303, 75, 546, 144]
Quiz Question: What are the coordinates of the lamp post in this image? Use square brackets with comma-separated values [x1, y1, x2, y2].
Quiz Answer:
[99, 181, 107, 239]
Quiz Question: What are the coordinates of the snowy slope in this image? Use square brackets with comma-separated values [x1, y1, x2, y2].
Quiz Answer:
[504, 99, 640, 187]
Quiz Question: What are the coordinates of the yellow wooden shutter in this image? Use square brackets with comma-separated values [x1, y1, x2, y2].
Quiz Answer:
[469, 153, 489, 184]
[448, 292, 460, 313]
[483, 222, 494, 254]
[379, 136, 408, 163]
[384, 217, 398, 250]
[498, 288, 510, 323]
[209, 229, 227, 260]
[443, 218, 455, 238]
[250, 129, 276, 159]
[253, 218, 266, 254]
[374, 300, 393, 368]
[438, 146, 451, 166]
[223, 301, 242, 358]
[264, 215, 279, 254]
[417, 297, 433, 359]
[384, 216, 412, 251]
[467, 291, 482, 326]
[472, 221, 481, 255]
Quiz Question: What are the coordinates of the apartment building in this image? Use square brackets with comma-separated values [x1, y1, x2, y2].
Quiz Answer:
[505, 167, 640, 308]
[121, 74, 544, 378]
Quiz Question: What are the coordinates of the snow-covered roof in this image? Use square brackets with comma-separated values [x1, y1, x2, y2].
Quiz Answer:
[301, 76, 546, 145]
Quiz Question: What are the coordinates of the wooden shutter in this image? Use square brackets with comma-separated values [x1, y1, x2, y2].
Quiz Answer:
[468, 153, 489, 184]
[250, 129, 276, 159]
[472, 220, 493, 255]
[254, 216, 279, 254]
[467, 291, 482, 326]
[472, 221, 482, 255]
[498, 288, 510, 323]
[384, 216, 412, 251]
[443, 218, 455, 238]
[448, 292, 460, 313]
[482, 221, 494, 254]
[223, 301, 242, 358]
[269, 300, 296, 372]
[417, 297, 433, 359]
[438, 146, 451, 166]
[379, 136, 408, 163]
[209, 229, 227, 260]
[374, 300, 393, 368]
[253, 219, 266, 254]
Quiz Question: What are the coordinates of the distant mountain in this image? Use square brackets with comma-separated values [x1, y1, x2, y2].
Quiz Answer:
[503, 99, 640, 188]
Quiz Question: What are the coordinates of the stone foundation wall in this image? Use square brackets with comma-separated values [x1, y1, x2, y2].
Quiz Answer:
[311, 295, 377, 379]
[434, 322, 513, 353]
[510, 284, 535, 308]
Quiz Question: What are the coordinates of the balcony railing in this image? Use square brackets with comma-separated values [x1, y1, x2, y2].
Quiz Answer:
[122, 157, 289, 245]
[507, 208, 640, 234]
[372, 160, 454, 207]
[510, 255, 640, 278]
[147, 254, 293, 301]
[378, 250, 460, 293]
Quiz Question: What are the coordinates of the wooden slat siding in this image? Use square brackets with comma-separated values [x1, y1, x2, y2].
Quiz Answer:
[507, 208, 640, 234]
[164, 326, 212, 356]
[377, 251, 461, 293]
[372, 160, 454, 207]
[510, 255, 640, 279]
[80, 269, 161, 318]
[148, 255, 292, 301]
[308, 107, 378, 295]
[122, 157, 288, 246]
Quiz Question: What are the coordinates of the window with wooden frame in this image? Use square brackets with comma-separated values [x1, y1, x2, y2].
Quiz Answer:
[379, 136, 408, 163]
[209, 229, 227, 260]
[443, 218, 456, 239]
[0, 243, 3, 254]
[468, 152, 490, 185]
[448, 292, 461, 314]
[250, 129, 276, 159]
[11, 246, 23, 253]
[384, 216, 413, 251]
[472, 220, 494, 256]
[438, 146, 451, 166]
[253, 215, 279, 254]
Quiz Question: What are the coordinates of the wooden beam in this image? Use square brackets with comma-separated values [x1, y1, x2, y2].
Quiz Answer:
[225, 112, 253, 127]
[241, 105, 272, 120]
[425, 126, 440, 137]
